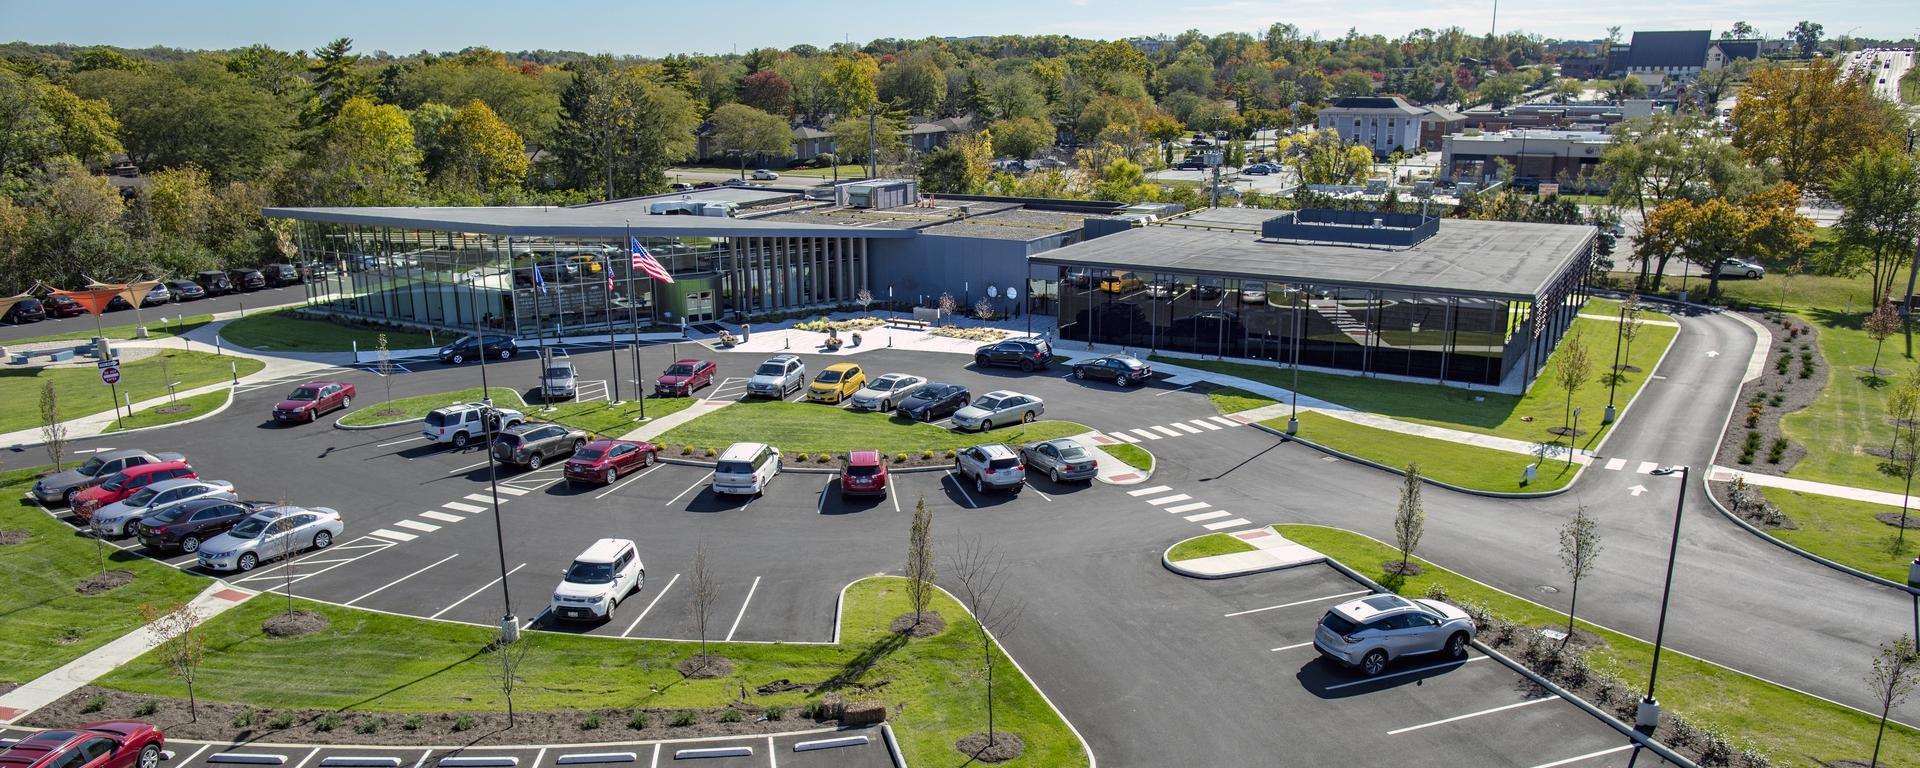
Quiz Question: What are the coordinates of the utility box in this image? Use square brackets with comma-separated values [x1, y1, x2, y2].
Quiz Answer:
[838, 179, 917, 209]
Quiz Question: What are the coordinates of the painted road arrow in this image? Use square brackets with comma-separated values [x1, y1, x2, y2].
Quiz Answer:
[1628, 484, 1648, 497]
[1706, 350, 1720, 358]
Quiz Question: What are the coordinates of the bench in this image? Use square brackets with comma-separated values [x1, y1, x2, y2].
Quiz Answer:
[46, 349, 75, 362]
[9, 352, 28, 365]
[889, 317, 931, 330]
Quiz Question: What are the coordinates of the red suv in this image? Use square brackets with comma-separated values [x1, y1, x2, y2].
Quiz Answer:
[0, 721, 165, 768]
[72, 461, 197, 521]
[564, 439, 658, 486]
[655, 359, 717, 396]
[840, 449, 889, 498]
[273, 380, 356, 423]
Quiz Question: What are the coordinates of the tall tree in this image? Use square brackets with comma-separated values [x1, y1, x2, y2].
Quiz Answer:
[1829, 148, 1920, 305]
[919, 129, 992, 194]
[0, 71, 122, 185]
[1732, 59, 1900, 192]
[393, 58, 564, 146]
[1393, 464, 1425, 576]
[878, 57, 947, 116]
[299, 96, 421, 206]
[1792, 21, 1825, 57]
[822, 56, 879, 117]
[551, 57, 699, 199]
[739, 70, 794, 116]
[1557, 506, 1601, 648]
[437, 99, 528, 197]
[308, 37, 361, 126]
[990, 116, 1052, 162]
[1600, 113, 1757, 287]
[71, 58, 296, 182]
[707, 103, 792, 173]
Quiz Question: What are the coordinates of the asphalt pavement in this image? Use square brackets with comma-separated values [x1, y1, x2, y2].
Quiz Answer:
[0, 286, 309, 345]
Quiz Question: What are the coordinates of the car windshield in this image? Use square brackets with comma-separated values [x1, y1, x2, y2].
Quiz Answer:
[288, 387, 319, 400]
[665, 364, 694, 375]
[972, 395, 1005, 410]
[545, 367, 570, 378]
[574, 446, 606, 460]
[228, 516, 273, 538]
[1321, 612, 1362, 636]
[756, 363, 786, 376]
[78, 457, 105, 475]
[817, 370, 845, 383]
[125, 487, 160, 506]
[869, 378, 900, 391]
[566, 561, 616, 584]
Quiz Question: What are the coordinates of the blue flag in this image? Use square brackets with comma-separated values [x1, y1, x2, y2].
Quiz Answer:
[532, 262, 546, 294]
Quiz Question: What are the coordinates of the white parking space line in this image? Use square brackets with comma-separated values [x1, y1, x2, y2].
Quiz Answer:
[1108, 432, 1141, 443]
[1636, 461, 1658, 474]
[431, 562, 525, 619]
[1146, 494, 1192, 505]
[447, 460, 489, 475]
[1190, 419, 1222, 431]
[1129, 429, 1163, 441]
[664, 472, 714, 506]
[1127, 485, 1172, 496]
[1323, 654, 1488, 690]
[1386, 697, 1553, 735]
[1150, 425, 1183, 437]
[946, 472, 979, 508]
[1208, 415, 1240, 427]
[176, 745, 212, 766]
[595, 464, 664, 500]
[292, 747, 320, 768]
[369, 528, 418, 542]
[1203, 518, 1251, 530]
[816, 477, 833, 514]
[1604, 458, 1627, 471]
[419, 511, 465, 523]
[1167, 502, 1211, 513]
[443, 501, 485, 514]
[1185, 510, 1230, 522]
[649, 743, 660, 768]
[494, 485, 529, 496]
[1224, 590, 1370, 618]
[1027, 485, 1053, 501]
[1524, 744, 1635, 768]
[394, 519, 440, 533]
[1153, 384, 1193, 396]
[724, 575, 762, 642]
[1170, 422, 1203, 434]
[890, 489, 901, 513]
[624, 573, 679, 637]
[345, 553, 458, 606]
[1270, 641, 1314, 652]
[377, 437, 428, 447]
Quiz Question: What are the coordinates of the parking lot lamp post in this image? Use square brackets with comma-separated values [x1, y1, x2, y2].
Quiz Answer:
[1637, 464, 1689, 733]
[1605, 302, 1624, 424]
[1288, 287, 1302, 435]
[1908, 557, 1919, 641]
[466, 274, 518, 643]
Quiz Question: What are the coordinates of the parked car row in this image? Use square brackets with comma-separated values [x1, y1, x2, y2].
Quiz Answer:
[2, 265, 306, 324]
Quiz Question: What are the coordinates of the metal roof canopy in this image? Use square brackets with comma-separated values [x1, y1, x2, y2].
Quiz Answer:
[262, 205, 918, 239]
[1032, 218, 1594, 301]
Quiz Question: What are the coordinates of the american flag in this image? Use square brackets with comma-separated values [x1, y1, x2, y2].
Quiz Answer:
[630, 237, 675, 283]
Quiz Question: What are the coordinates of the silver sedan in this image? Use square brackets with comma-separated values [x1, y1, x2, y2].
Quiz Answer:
[1020, 439, 1099, 483]
[849, 373, 926, 412]
[89, 478, 236, 538]
[197, 505, 344, 572]
[951, 390, 1044, 432]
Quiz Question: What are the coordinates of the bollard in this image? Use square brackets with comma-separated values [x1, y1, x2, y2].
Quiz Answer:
[231, 360, 238, 385]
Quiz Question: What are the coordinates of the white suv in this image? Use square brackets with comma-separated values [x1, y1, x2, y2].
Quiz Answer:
[1313, 594, 1476, 676]
[550, 538, 645, 622]
[422, 403, 526, 448]
[712, 442, 781, 496]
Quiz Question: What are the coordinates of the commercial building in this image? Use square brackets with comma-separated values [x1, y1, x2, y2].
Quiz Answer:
[1618, 30, 1712, 79]
[1462, 100, 1654, 132]
[1439, 129, 1613, 191]
[1036, 208, 1598, 389]
[1316, 97, 1427, 157]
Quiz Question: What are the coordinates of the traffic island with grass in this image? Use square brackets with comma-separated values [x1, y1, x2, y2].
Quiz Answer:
[0, 350, 264, 435]
[1164, 532, 1256, 562]
[656, 400, 1090, 466]
[0, 467, 209, 685]
[533, 397, 699, 437]
[102, 389, 231, 433]
[336, 387, 525, 427]
[1277, 523, 1920, 768]
[1102, 443, 1153, 472]
[1205, 386, 1277, 414]
[1273, 411, 1578, 493]
[219, 310, 440, 354]
[75, 577, 1088, 765]
[1720, 483, 1920, 584]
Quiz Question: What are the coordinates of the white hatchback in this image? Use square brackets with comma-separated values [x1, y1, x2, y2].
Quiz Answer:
[549, 538, 644, 622]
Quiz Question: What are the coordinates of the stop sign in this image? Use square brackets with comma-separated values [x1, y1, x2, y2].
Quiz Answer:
[100, 366, 120, 385]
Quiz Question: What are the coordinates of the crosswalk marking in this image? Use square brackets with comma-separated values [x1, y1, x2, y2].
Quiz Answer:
[1209, 415, 1240, 427]
[1186, 510, 1231, 522]
[1151, 425, 1183, 437]
[1170, 422, 1203, 434]
[1129, 429, 1163, 441]
[419, 510, 465, 523]
[1191, 419, 1223, 431]
[1109, 432, 1141, 444]
[493, 486, 529, 496]
[444, 501, 485, 513]
[1204, 518, 1252, 530]
[395, 519, 440, 533]
[1147, 494, 1193, 506]
[1605, 458, 1627, 471]
[368, 528, 417, 542]
[1636, 461, 1658, 474]
[464, 493, 501, 504]
[1167, 501, 1211, 513]
[1128, 485, 1173, 497]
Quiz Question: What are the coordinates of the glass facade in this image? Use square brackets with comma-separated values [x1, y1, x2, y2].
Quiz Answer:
[1055, 263, 1591, 387]
[293, 222, 869, 337]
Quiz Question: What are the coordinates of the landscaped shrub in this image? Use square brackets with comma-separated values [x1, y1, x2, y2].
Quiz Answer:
[1744, 406, 1762, 428]
[453, 715, 474, 732]
[402, 715, 423, 731]
[670, 710, 698, 727]
[580, 713, 601, 730]
[764, 704, 786, 721]
[132, 700, 158, 717]
[719, 708, 743, 723]
[81, 695, 106, 713]
[231, 709, 256, 727]
[314, 713, 339, 732]
[268, 713, 295, 729]
[627, 710, 649, 730]
[1767, 437, 1788, 464]
[795, 452, 810, 463]
[355, 717, 382, 734]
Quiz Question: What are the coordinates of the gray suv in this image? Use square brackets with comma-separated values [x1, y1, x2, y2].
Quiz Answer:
[747, 354, 805, 398]
[542, 351, 578, 400]
[492, 423, 589, 470]
[955, 443, 1025, 495]
[1313, 594, 1477, 676]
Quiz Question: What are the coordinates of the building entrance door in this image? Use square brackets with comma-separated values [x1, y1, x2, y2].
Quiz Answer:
[685, 290, 715, 322]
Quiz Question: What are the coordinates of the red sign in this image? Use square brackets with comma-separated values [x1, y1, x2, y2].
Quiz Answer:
[100, 366, 120, 385]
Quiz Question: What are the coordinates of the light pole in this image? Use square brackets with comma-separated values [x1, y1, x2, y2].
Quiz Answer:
[1605, 301, 1624, 424]
[466, 273, 518, 643]
[1288, 287, 1302, 435]
[1908, 557, 1919, 641]
[1637, 465, 1689, 734]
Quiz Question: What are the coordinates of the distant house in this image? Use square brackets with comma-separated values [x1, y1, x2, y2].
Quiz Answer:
[1621, 30, 1711, 79]
[1706, 39, 1762, 71]
[694, 123, 837, 164]
[1557, 56, 1609, 80]
[1418, 105, 1468, 151]
[904, 115, 976, 153]
[1316, 96, 1426, 157]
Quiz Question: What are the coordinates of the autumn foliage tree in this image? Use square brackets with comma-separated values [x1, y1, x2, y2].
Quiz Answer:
[1731, 59, 1902, 192]
[436, 99, 528, 198]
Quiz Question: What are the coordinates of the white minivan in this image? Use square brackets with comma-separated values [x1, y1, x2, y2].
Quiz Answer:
[712, 442, 781, 496]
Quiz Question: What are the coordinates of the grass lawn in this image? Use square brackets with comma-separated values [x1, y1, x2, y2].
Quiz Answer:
[533, 396, 699, 438]
[657, 400, 1090, 456]
[337, 387, 524, 427]
[1158, 313, 1679, 453]
[1207, 386, 1277, 414]
[97, 577, 1087, 767]
[0, 466, 210, 685]
[1278, 412, 1578, 493]
[1778, 308, 1920, 494]
[10, 314, 215, 345]
[1580, 297, 1674, 324]
[1166, 532, 1255, 561]
[1278, 524, 1920, 768]
[103, 389, 229, 433]
[220, 310, 440, 354]
[1103, 443, 1153, 471]
[0, 350, 264, 435]
[1759, 488, 1920, 583]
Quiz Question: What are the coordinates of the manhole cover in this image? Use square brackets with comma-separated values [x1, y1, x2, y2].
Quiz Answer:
[1535, 585, 1560, 594]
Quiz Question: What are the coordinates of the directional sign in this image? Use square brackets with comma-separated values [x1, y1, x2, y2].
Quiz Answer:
[100, 365, 121, 385]
[97, 358, 119, 369]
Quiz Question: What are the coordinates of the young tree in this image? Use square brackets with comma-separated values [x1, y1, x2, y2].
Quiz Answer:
[1556, 506, 1602, 648]
[1551, 331, 1593, 456]
[493, 631, 532, 728]
[855, 288, 873, 316]
[906, 495, 935, 628]
[1393, 464, 1424, 575]
[1865, 635, 1918, 768]
[687, 539, 716, 671]
[141, 601, 207, 720]
[376, 333, 394, 405]
[937, 292, 957, 322]
[1867, 301, 1902, 385]
[39, 380, 66, 471]
[947, 538, 1025, 755]
[974, 296, 995, 323]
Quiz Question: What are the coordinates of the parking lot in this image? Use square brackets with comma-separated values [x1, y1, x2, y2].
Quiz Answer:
[0, 725, 897, 768]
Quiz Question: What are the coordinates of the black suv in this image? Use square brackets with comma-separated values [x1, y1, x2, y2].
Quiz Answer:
[4, 298, 45, 325]
[262, 263, 301, 287]
[135, 498, 254, 554]
[195, 270, 235, 296]
[438, 333, 519, 364]
[491, 423, 588, 470]
[228, 268, 267, 292]
[974, 337, 1054, 371]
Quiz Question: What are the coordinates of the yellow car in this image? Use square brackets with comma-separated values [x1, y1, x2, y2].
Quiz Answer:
[1099, 272, 1144, 294]
[807, 362, 867, 404]
[567, 254, 604, 273]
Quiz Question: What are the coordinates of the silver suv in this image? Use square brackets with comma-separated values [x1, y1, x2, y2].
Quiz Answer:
[541, 351, 577, 400]
[747, 354, 805, 398]
[1313, 594, 1476, 676]
[955, 443, 1024, 495]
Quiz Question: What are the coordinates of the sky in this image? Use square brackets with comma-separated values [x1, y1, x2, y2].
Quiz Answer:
[3, 0, 1917, 56]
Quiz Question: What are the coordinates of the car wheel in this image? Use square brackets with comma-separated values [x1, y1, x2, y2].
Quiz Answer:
[1746, 270, 1759, 279]
[982, 420, 993, 432]
[451, 353, 465, 365]
[1361, 649, 1389, 676]
[453, 431, 470, 448]
[1074, 368, 1086, 379]
[309, 408, 318, 423]
[605, 596, 617, 619]
[1020, 359, 1035, 372]
[313, 530, 332, 549]
[975, 354, 990, 366]
[181, 535, 201, 553]
[881, 400, 891, 412]
[499, 348, 513, 360]
[528, 454, 543, 470]
[238, 552, 258, 572]
[341, 396, 351, 411]
[1050, 468, 1061, 483]
[1022, 411, 1035, 424]
[605, 467, 617, 484]
[1119, 375, 1134, 387]
[139, 744, 161, 768]
[574, 439, 586, 452]
[1446, 632, 1468, 658]
[975, 476, 986, 494]
[64, 489, 79, 508]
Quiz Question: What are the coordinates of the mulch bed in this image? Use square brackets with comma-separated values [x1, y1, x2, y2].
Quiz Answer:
[1714, 311, 1825, 474]
[154, 405, 194, 415]
[0, 529, 29, 546]
[23, 686, 835, 747]
[75, 570, 134, 595]
[954, 732, 1025, 763]
[890, 611, 947, 638]
[678, 654, 733, 679]
[262, 610, 330, 638]
[1380, 561, 1424, 577]
[1875, 512, 1920, 529]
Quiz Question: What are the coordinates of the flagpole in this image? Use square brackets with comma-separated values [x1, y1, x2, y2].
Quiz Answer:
[603, 246, 620, 405]
[628, 225, 645, 422]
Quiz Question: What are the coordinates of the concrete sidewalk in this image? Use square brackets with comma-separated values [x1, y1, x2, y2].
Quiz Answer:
[617, 398, 735, 442]
[1072, 432, 1149, 485]
[0, 582, 253, 724]
[1165, 527, 1327, 578]
[1711, 465, 1915, 508]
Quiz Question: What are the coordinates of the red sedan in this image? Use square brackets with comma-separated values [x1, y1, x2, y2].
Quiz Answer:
[72, 461, 198, 522]
[273, 380, 356, 423]
[0, 721, 165, 768]
[840, 449, 889, 498]
[563, 439, 658, 486]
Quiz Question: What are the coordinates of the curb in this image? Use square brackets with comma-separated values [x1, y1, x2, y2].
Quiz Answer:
[1077, 433, 1152, 486]
[1248, 421, 1573, 498]
[1700, 473, 1920, 596]
[654, 456, 955, 475]
[96, 388, 238, 439]
[1160, 531, 1325, 579]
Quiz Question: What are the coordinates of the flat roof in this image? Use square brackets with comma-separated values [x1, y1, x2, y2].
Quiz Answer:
[262, 203, 916, 239]
[756, 200, 1086, 241]
[1032, 218, 1593, 300]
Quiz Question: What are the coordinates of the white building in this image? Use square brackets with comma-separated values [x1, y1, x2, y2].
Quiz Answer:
[1315, 97, 1426, 158]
